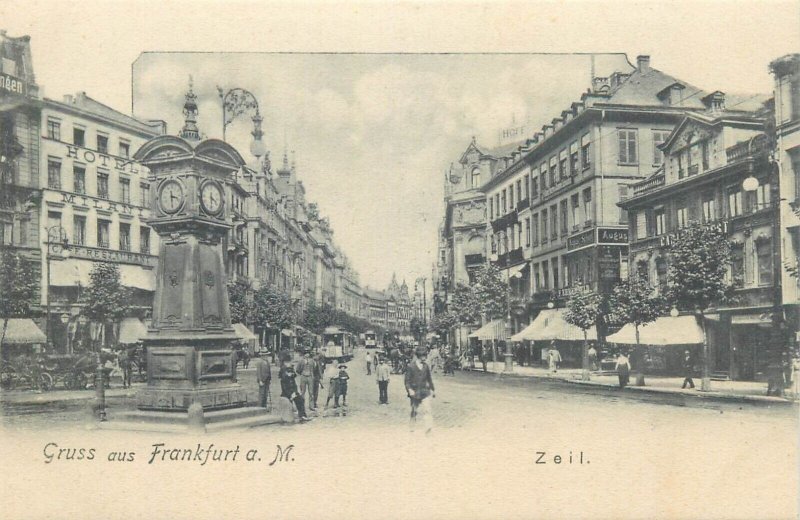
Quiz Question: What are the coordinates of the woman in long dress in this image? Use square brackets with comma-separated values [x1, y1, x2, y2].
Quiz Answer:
[615, 350, 632, 389]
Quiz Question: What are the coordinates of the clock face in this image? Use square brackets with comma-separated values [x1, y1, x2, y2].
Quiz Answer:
[158, 180, 184, 214]
[200, 181, 224, 216]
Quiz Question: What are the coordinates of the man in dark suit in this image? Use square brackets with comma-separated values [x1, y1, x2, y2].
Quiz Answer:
[404, 345, 436, 433]
[279, 363, 310, 422]
[252, 354, 271, 408]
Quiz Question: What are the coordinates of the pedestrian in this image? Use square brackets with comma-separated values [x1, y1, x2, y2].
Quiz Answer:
[296, 352, 316, 409]
[404, 346, 436, 433]
[337, 364, 350, 406]
[324, 359, 340, 409]
[252, 353, 272, 408]
[279, 362, 310, 421]
[587, 345, 598, 372]
[681, 350, 695, 389]
[615, 350, 632, 389]
[312, 353, 324, 410]
[547, 341, 562, 373]
[376, 357, 391, 404]
[365, 350, 373, 375]
[118, 347, 132, 389]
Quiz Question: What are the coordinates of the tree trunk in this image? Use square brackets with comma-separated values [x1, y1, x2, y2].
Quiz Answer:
[700, 312, 710, 391]
[581, 330, 590, 381]
[634, 325, 646, 386]
[0, 318, 8, 373]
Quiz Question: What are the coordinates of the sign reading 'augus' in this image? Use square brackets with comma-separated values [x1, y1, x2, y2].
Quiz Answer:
[65, 144, 141, 175]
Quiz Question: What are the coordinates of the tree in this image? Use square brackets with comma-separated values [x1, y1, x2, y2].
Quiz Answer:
[409, 316, 425, 342]
[667, 223, 732, 390]
[564, 290, 603, 381]
[252, 286, 296, 347]
[227, 279, 253, 325]
[0, 251, 39, 354]
[608, 275, 666, 386]
[472, 265, 508, 320]
[80, 262, 132, 350]
[450, 283, 480, 325]
[429, 310, 457, 350]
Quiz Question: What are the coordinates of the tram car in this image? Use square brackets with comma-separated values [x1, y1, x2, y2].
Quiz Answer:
[364, 330, 378, 349]
[320, 326, 355, 362]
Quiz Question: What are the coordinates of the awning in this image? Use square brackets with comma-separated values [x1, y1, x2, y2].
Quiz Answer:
[505, 263, 527, 280]
[606, 315, 703, 345]
[118, 317, 147, 344]
[1, 319, 46, 344]
[281, 329, 295, 337]
[233, 323, 257, 341]
[468, 319, 506, 340]
[120, 265, 156, 291]
[511, 309, 597, 342]
[49, 259, 91, 287]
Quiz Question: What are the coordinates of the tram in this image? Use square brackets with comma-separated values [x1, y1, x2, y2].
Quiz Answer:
[364, 330, 377, 349]
[320, 326, 355, 362]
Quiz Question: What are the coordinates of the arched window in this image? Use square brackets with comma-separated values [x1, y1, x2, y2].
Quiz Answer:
[471, 168, 481, 189]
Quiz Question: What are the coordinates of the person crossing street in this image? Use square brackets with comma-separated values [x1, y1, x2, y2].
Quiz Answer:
[376, 357, 391, 404]
[404, 345, 435, 433]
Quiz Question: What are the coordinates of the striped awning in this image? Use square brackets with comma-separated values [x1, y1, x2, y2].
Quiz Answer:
[468, 319, 507, 340]
[233, 323, 257, 341]
[511, 309, 597, 342]
[606, 315, 703, 345]
[1, 319, 46, 344]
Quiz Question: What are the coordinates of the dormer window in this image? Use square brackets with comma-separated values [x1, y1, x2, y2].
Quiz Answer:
[471, 167, 481, 189]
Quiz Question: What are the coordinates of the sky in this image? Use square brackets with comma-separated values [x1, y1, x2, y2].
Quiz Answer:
[2, 0, 799, 288]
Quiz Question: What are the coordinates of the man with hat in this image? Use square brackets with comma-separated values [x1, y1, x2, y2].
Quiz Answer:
[375, 356, 391, 404]
[404, 345, 436, 433]
[296, 352, 317, 411]
[336, 363, 350, 407]
[252, 353, 272, 408]
[279, 361, 311, 422]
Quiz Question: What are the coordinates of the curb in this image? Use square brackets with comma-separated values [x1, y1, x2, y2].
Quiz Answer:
[468, 369, 799, 407]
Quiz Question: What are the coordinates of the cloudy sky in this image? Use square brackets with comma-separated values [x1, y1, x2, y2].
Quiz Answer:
[4, 1, 799, 288]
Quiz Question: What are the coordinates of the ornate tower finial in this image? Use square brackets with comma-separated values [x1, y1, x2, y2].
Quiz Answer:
[180, 75, 200, 141]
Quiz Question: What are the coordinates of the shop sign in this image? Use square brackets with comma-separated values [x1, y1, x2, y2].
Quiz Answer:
[567, 229, 595, 251]
[598, 245, 624, 281]
[64, 144, 141, 175]
[558, 284, 589, 297]
[50, 243, 156, 267]
[597, 227, 628, 245]
[59, 192, 146, 217]
[0, 72, 26, 96]
[660, 221, 728, 247]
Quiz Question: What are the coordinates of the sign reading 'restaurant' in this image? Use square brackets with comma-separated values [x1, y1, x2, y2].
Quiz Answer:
[0, 72, 25, 96]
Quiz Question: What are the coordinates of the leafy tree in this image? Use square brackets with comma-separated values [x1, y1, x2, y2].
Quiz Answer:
[450, 283, 480, 325]
[80, 262, 132, 350]
[472, 264, 508, 320]
[409, 316, 425, 342]
[608, 275, 666, 386]
[252, 286, 296, 334]
[564, 290, 603, 381]
[667, 223, 732, 390]
[227, 279, 253, 325]
[0, 251, 39, 353]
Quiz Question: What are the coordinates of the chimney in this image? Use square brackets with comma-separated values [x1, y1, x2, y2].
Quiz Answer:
[62, 94, 73, 104]
[637, 55, 651, 73]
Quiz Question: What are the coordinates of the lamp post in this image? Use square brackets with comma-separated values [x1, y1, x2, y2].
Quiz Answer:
[217, 87, 267, 158]
[45, 225, 70, 352]
[415, 277, 427, 343]
[489, 235, 523, 373]
[742, 163, 785, 395]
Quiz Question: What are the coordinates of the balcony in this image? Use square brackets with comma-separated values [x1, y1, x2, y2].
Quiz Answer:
[726, 134, 769, 163]
[507, 247, 524, 265]
[516, 198, 529, 212]
[632, 170, 665, 196]
[687, 164, 699, 176]
[490, 210, 518, 233]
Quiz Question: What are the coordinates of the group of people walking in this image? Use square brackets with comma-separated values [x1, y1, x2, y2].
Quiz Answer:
[251, 344, 437, 431]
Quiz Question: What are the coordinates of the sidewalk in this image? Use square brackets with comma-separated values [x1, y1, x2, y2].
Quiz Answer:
[468, 361, 799, 405]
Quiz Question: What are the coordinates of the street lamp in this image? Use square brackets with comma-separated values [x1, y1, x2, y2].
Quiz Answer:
[45, 225, 70, 352]
[742, 167, 785, 395]
[490, 245, 523, 373]
[217, 87, 266, 158]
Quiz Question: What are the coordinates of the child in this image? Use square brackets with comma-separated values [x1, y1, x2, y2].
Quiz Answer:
[337, 364, 350, 406]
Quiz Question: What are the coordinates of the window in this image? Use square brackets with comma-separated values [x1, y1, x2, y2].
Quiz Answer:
[542, 261, 550, 289]
[47, 211, 61, 233]
[755, 181, 771, 212]
[653, 130, 670, 165]
[635, 211, 647, 240]
[120, 178, 131, 204]
[73, 165, 85, 194]
[73, 216, 86, 245]
[97, 173, 109, 199]
[559, 150, 568, 180]
[0, 221, 11, 245]
[501, 190, 507, 213]
[728, 187, 742, 217]
[47, 159, 61, 189]
[531, 175, 539, 198]
[541, 209, 548, 243]
[533, 263, 540, 292]
[581, 133, 591, 169]
[656, 257, 668, 292]
[489, 197, 494, 219]
[618, 129, 638, 164]
[490, 235, 496, 254]
[582, 187, 592, 224]
[96, 134, 108, 154]
[731, 244, 744, 287]
[570, 141, 579, 174]
[524, 176, 529, 200]
[702, 193, 715, 222]
[517, 222, 522, 248]
[509, 185, 514, 208]
[550, 205, 558, 240]
[655, 207, 666, 235]
[570, 194, 580, 228]
[471, 168, 480, 189]
[119, 141, 130, 158]
[552, 258, 560, 289]
[97, 220, 110, 248]
[516, 180, 522, 203]
[524, 218, 530, 246]
[119, 223, 131, 251]
[757, 239, 773, 286]
[73, 127, 85, 147]
[677, 206, 688, 228]
[532, 214, 539, 245]
[495, 194, 500, 217]
[509, 225, 516, 250]
[549, 157, 557, 186]
[677, 153, 685, 179]
[618, 185, 630, 224]
[47, 119, 61, 140]
[701, 141, 709, 171]
[560, 200, 568, 235]
[139, 183, 150, 207]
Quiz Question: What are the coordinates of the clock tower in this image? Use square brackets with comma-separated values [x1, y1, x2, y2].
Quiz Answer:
[130, 83, 250, 414]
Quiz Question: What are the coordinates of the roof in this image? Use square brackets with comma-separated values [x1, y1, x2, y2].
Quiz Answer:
[45, 92, 161, 136]
[603, 67, 707, 108]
